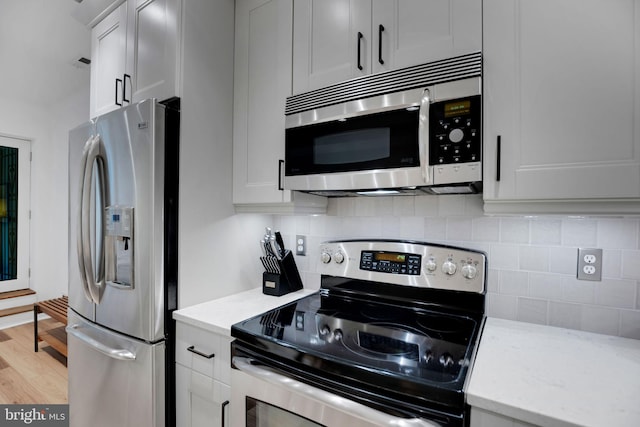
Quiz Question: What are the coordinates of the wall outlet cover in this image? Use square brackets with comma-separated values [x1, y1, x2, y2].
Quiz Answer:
[577, 248, 602, 281]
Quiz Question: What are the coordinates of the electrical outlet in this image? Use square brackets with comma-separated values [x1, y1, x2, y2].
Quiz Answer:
[577, 248, 602, 281]
[296, 235, 306, 256]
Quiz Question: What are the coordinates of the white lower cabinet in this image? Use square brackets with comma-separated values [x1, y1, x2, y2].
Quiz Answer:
[470, 407, 539, 427]
[175, 322, 232, 427]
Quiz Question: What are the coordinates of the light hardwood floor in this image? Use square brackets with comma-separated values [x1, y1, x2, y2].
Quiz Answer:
[0, 319, 68, 404]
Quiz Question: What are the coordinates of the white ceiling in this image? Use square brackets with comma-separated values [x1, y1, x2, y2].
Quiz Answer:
[0, 0, 91, 107]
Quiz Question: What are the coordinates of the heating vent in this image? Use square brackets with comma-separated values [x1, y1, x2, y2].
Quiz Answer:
[285, 52, 482, 115]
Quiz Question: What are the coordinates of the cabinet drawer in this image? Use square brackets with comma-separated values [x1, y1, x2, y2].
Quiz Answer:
[175, 322, 233, 384]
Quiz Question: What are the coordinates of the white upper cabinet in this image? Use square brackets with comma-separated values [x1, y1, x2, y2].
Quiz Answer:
[233, 0, 327, 213]
[292, 0, 481, 95]
[125, 0, 180, 103]
[89, 0, 180, 118]
[483, 0, 640, 214]
[90, 2, 127, 118]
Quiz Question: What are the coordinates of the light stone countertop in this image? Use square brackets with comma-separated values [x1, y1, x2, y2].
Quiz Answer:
[172, 287, 317, 336]
[467, 317, 640, 427]
[174, 290, 640, 427]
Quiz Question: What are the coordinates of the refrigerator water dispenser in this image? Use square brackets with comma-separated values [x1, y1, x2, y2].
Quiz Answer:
[105, 206, 134, 288]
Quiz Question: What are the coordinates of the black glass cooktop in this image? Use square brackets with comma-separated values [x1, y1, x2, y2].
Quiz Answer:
[232, 288, 483, 421]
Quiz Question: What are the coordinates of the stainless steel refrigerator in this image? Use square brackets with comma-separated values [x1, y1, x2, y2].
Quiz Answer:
[67, 98, 179, 427]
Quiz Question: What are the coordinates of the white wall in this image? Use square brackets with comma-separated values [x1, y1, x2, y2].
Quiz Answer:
[0, 86, 90, 301]
[176, 0, 272, 308]
[273, 195, 640, 340]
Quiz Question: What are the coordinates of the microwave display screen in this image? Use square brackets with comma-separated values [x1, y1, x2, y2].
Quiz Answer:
[444, 100, 471, 118]
[314, 128, 390, 165]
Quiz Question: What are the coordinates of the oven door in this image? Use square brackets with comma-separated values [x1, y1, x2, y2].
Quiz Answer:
[231, 357, 441, 427]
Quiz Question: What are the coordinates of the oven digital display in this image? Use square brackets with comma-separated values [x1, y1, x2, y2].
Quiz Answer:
[358, 331, 419, 360]
[360, 251, 421, 275]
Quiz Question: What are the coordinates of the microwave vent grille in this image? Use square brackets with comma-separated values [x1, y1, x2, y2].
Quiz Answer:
[285, 52, 482, 116]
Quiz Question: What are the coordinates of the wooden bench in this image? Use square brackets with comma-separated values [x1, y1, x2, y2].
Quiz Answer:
[33, 296, 68, 357]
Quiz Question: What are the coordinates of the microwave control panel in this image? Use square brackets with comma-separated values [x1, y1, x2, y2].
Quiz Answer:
[429, 95, 481, 166]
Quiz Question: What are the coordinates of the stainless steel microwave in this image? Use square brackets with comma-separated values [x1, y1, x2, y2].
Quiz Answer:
[284, 53, 482, 196]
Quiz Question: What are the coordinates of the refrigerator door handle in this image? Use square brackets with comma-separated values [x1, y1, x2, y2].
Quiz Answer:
[76, 135, 96, 303]
[80, 135, 109, 304]
[67, 324, 136, 361]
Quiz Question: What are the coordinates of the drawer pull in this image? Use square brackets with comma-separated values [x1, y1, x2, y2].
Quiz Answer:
[187, 345, 215, 359]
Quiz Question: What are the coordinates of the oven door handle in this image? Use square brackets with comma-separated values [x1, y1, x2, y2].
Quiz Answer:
[233, 357, 440, 427]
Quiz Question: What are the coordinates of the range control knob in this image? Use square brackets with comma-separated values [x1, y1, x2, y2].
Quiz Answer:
[334, 251, 345, 264]
[333, 328, 343, 341]
[320, 251, 331, 264]
[439, 353, 455, 368]
[461, 264, 478, 279]
[425, 257, 437, 272]
[442, 260, 457, 275]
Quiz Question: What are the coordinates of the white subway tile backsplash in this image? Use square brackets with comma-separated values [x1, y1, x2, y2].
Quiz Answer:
[561, 218, 598, 247]
[621, 250, 640, 279]
[620, 310, 640, 339]
[581, 305, 620, 336]
[277, 196, 640, 339]
[489, 244, 520, 270]
[529, 273, 564, 300]
[500, 218, 530, 244]
[519, 246, 549, 272]
[498, 270, 529, 295]
[530, 219, 562, 245]
[392, 196, 415, 216]
[594, 279, 637, 309]
[438, 195, 466, 216]
[487, 293, 518, 320]
[414, 196, 439, 217]
[597, 219, 639, 249]
[549, 301, 583, 329]
[446, 217, 473, 241]
[517, 297, 548, 325]
[602, 249, 622, 279]
[472, 217, 500, 242]
[399, 217, 425, 240]
[424, 218, 448, 241]
[548, 246, 577, 275]
[561, 278, 596, 305]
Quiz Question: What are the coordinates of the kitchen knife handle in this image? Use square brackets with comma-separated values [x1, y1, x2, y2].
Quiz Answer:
[115, 78, 123, 106]
[221, 400, 230, 427]
[278, 159, 284, 191]
[378, 24, 385, 65]
[123, 74, 131, 103]
[357, 32, 364, 71]
[496, 135, 502, 182]
[187, 345, 215, 359]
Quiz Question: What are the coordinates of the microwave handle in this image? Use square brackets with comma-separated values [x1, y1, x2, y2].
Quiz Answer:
[418, 89, 431, 184]
[233, 357, 439, 427]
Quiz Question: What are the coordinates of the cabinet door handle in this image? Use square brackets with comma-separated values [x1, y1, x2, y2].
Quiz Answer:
[221, 400, 230, 427]
[357, 32, 364, 71]
[187, 345, 215, 359]
[278, 159, 285, 191]
[123, 74, 131, 104]
[378, 25, 385, 65]
[496, 135, 502, 182]
[115, 78, 123, 106]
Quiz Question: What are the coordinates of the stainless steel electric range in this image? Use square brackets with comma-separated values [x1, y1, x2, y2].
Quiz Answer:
[231, 239, 487, 427]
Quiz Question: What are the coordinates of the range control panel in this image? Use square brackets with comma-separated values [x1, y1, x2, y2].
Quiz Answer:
[318, 240, 486, 294]
[429, 95, 481, 166]
[360, 251, 422, 275]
